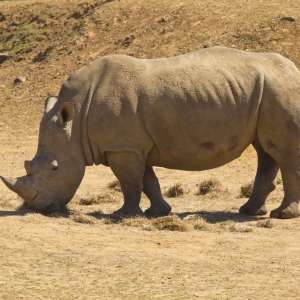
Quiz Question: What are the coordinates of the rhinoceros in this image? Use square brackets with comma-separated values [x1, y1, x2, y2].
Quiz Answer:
[2, 46, 300, 218]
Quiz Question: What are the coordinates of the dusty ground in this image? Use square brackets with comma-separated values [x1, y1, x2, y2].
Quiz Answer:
[1, 0, 300, 299]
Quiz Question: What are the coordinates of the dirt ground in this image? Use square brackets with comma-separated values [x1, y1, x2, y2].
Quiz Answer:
[1, 0, 300, 299]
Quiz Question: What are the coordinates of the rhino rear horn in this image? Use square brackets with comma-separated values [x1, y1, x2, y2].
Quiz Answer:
[44, 96, 58, 114]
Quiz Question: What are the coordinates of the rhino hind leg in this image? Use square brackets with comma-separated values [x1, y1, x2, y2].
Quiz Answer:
[143, 166, 171, 216]
[270, 165, 300, 219]
[239, 140, 279, 216]
[107, 152, 144, 216]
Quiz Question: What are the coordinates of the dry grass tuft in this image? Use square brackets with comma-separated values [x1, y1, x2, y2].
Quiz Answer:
[257, 219, 274, 228]
[240, 182, 253, 198]
[164, 182, 188, 198]
[101, 218, 114, 225]
[71, 212, 95, 224]
[77, 191, 120, 206]
[107, 179, 122, 192]
[223, 221, 253, 233]
[197, 179, 222, 195]
[183, 214, 212, 231]
[78, 197, 100, 206]
[121, 217, 153, 231]
[151, 215, 190, 231]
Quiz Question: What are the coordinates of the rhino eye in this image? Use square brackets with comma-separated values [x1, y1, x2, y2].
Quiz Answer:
[50, 161, 58, 171]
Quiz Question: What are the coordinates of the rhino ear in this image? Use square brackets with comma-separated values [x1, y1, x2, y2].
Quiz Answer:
[44, 96, 58, 114]
[57, 102, 74, 127]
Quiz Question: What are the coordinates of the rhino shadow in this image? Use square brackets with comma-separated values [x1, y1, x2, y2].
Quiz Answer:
[177, 211, 267, 223]
[87, 211, 147, 222]
[0, 209, 33, 217]
[0, 207, 268, 223]
[87, 210, 268, 223]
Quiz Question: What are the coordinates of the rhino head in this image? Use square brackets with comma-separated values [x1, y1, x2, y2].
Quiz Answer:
[1, 96, 86, 213]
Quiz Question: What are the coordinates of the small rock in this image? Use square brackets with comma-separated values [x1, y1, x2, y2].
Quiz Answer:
[0, 52, 9, 64]
[14, 77, 26, 84]
[157, 17, 167, 23]
[280, 16, 296, 22]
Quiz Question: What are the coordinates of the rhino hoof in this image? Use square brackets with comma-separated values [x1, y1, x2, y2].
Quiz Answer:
[270, 203, 299, 219]
[144, 204, 171, 217]
[113, 206, 143, 216]
[239, 203, 268, 216]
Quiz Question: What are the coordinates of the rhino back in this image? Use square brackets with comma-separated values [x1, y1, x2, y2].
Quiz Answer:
[139, 47, 266, 170]
[59, 47, 297, 170]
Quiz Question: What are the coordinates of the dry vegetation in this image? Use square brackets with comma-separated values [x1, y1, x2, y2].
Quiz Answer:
[1, 0, 300, 299]
[240, 182, 254, 198]
[164, 182, 188, 198]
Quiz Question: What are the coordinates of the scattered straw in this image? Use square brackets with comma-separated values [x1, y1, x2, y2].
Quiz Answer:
[197, 179, 222, 195]
[257, 219, 274, 228]
[121, 217, 153, 230]
[164, 182, 188, 198]
[71, 212, 95, 224]
[240, 182, 253, 198]
[183, 214, 211, 231]
[78, 191, 120, 206]
[225, 221, 253, 233]
[151, 215, 190, 231]
[78, 197, 99, 206]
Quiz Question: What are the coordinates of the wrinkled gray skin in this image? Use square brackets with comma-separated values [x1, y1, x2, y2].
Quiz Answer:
[2, 46, 300, 218]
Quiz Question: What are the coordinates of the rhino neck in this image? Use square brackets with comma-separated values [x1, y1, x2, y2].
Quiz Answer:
[80, 86, 94, 166]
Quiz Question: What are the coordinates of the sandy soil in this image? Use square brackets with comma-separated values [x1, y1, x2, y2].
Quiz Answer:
[1, 128, 300, 300]
[1, 0, 300, 299]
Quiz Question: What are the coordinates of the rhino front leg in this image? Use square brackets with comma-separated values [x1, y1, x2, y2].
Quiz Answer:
[143, 166, 171, 216]
[107, 152, 144, 216]
[239, 140, 279, 216]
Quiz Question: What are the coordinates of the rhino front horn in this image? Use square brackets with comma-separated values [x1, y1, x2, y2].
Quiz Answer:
[0, 175, 36, 201]
[1, 176, 18, 191]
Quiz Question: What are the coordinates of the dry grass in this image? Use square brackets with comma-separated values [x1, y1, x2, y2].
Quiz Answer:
[164, 182, 188, 198]
[63, 211, 260, 233]
[121, 217, 153, 231]
[151, 215, 190, 231]
[183, 214, 212, 231]
[240, 182, 253, 198]
[220, 220, 254, 233]
[197, 178, 226, 197]
[71, 211, 96, 225]
[76, 191, 120, 206]
[257, 219, 274, 228]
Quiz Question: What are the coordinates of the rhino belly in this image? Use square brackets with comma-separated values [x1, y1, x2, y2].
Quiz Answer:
[145, 128, 256, 171]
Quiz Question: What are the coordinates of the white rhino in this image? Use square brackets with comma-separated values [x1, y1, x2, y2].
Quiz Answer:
[2, 46, 300, 218]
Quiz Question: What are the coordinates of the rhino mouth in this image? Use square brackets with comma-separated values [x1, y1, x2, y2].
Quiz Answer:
[31, 196, 62, 214]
